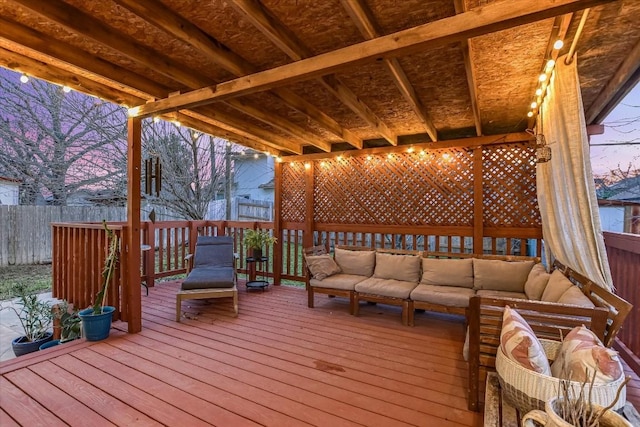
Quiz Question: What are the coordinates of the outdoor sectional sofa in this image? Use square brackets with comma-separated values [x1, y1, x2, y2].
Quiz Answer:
[304, 246, 631, 345]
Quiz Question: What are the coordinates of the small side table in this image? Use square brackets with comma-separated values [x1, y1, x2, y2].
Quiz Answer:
[245, 256, 269, 291]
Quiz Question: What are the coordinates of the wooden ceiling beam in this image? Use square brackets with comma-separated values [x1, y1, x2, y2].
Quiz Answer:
[132, 0, 611, 118]
[229, 0, 395, 145]
[453, 0, 482, 137]
[0, 17, 161, 100]
[114, 0, 353, 151]
[528, 13, 573, 128]
[341, 0, 438, 142]
[0, 47, 145, 106]
[585, 36, 640, 125]
[11, 0, 325, 153]
[0, 17, 298, 155]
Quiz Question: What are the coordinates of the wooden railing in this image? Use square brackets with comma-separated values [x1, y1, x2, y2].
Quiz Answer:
[604, 231, 640, 373]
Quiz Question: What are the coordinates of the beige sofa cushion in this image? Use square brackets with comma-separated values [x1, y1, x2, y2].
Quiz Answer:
[421, 258, 474, 288]
[524, 263, 550, 300]
[310, 273, 368, 291]
[473, 259, 535, 292]
[305, 254, 341, 280]
[373, 252, 421, 283]
[410, 284, 475, 308]
[541, 270, 574, 302]
[556, 285, 595, 308]
[355, 277, 418, 299]
[334, 248, 375, 277]
[475, 290, 527, 300]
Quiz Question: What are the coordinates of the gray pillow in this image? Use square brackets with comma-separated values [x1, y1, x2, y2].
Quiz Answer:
[421, 258, 474, 288]
[472, 259, 534, 292]
[306, 254, 341, 280]
[334, 248, 375, 276]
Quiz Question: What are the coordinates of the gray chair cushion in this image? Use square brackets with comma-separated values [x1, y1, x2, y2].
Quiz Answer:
[193, 236, 235, 268]
[181, 266, 235, 290]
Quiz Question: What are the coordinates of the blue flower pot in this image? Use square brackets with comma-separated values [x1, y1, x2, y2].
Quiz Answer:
[79, 306, 115, 341]
[12, 332, 53, 357]
[39, 339, 60, 351]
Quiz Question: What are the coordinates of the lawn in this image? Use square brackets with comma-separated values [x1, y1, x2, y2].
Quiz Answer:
[0, 264, 52, 300]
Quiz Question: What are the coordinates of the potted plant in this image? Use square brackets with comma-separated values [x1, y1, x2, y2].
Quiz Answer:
[78, 221, 118, 341]
[2, 283, 54, 356]
[522, 373, 632, 427]
[40, 300, 82, 350]
[242, 229, 277, 259]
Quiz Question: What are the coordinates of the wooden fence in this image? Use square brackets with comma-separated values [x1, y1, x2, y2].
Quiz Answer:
[605, 231, 640, 373]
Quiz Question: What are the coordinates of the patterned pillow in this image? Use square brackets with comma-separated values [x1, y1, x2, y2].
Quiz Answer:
[500, 305, 551, 375]
[550, 325, 622, 383]
[305, 254, 341, 280]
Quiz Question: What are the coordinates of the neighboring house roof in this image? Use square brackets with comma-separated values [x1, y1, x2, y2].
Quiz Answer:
[258, 179, 275, 190]
[0, 176, 21, 183]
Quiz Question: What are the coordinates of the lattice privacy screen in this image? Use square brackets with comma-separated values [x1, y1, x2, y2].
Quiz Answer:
[281, 145, 540, 228]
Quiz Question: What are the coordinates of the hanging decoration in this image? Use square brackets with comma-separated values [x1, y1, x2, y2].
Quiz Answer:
[535, 133, 552, 163]
[144, 156, 162, 196]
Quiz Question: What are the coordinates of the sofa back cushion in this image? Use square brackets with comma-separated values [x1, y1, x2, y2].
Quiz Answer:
[374, 252, 421, 282]
[421, 258, 474, 288]
[524, 263, 551, 300]
[556, 285, 595, 308]
[334, 248, 375, 277]
[541, 269, 574, 302]
[473, 259, 535, 292]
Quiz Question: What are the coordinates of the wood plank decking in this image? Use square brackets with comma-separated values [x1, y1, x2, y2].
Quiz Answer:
[1, 281, 638, 426]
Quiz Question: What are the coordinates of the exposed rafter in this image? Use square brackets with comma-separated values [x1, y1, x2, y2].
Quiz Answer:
[340, 0, 438, 142]
[453, 0, 482, 137]
[12, 0, 327, 153]
[131, 0, 610, 119]
[229, 0, 397, 145]
[585, 36, 640, 124]
[113, 0, 358, 151]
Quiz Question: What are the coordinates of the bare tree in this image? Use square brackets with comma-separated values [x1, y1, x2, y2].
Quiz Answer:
[143, 121, 228, 220]
[0, 69, 127, 205]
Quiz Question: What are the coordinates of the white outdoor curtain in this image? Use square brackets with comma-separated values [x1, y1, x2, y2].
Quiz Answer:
[536, 54, 613, 290]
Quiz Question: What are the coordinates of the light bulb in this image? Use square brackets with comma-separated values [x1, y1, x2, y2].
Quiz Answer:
[546, 59, 555, 69]
[153, 116, 160, 123]
[535, 88, 543, 96]
[174, 121, 181, 127]
[553, 39, 564, 50]
[304, 162, 311, 170]
[527, 111, 534, 118]
[531, 101, 538, 109]
[62, 86, 71, 93]
[539, 73, 547, 82]
[20, 74, 29, 83]
[254, 153, 259, 159]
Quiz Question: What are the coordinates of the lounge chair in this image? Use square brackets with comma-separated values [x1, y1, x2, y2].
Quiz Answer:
[176, 236, 238, 321]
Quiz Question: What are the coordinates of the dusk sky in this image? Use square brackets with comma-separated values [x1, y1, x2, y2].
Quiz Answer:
[589, 83, 640, 177]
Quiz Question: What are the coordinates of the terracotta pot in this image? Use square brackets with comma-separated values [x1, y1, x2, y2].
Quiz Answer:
[522, 398, 631, 427]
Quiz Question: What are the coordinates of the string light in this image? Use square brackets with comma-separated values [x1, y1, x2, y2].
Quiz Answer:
[174, 120, 181, 127]
[553, 39, 564, 50]
[62, 86, 71, 93]
[20, 74, 29, 83]
[546, 59, 556, 70]
[527, 112, 534, 118]
[366, 155, 373, 161]
[531, 101, 538, 109]
[304, 162, 311, 170]
[535, 88, 543, 96]
[153, 116, 161, 123]
[275, 156, 282, 163]
[538, 73, 548, 82]
[253, 153, 259, 159]
[407, 147, 414, 153]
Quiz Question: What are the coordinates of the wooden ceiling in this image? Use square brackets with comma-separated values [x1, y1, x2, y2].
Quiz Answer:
[1, 0, 639, 156]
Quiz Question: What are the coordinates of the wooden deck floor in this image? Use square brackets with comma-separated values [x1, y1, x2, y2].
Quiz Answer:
[1, 282, 638, 426]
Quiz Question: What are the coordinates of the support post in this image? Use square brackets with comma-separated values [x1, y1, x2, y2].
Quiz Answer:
[304, 162, 315, 249]
[126, 117, 142, 333]
[273, 161, 283, 286]
[473, 147, 484, 254]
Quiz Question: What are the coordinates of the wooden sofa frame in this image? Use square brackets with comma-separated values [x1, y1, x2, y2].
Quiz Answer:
[467, 296, 610, 411]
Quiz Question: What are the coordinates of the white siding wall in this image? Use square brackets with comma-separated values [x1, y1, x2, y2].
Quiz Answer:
[599, 206, 625, 233]
[233, 155, 274, 201]
[0, 182, 19, 205]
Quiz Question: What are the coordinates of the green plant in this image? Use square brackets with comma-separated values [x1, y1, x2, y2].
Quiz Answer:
[54, 301, 81, 342]
[242, 229, 277, 250]
[1, 283, 53, 342]
[92, 220, 119, 315]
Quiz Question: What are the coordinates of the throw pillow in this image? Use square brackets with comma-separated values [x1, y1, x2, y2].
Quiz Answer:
[524, 263, 551, 300]
[305, 254, 341, 280]
[540, 270, 574, 302]
[500, 305, 551, 375]
[334, 248, 375, 276]
[550, 325, 622, 383]
[556, 285, 595, 308]
[473, 259, 535, 292]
